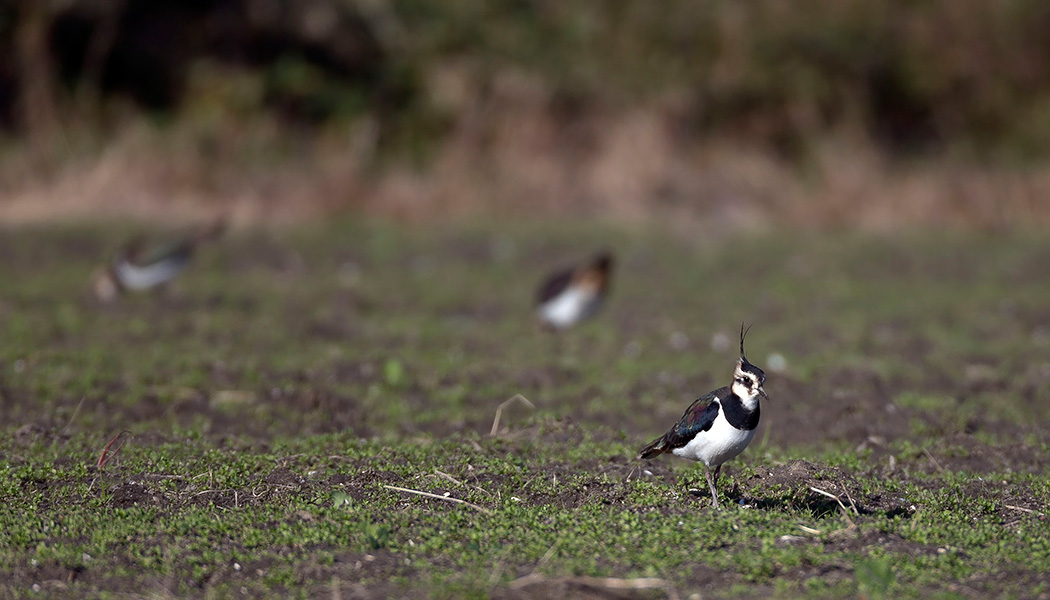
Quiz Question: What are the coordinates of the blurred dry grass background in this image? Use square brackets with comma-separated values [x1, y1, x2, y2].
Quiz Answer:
[3, 0, 1050, 230]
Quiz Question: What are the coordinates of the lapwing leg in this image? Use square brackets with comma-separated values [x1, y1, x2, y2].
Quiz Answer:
[704, 466, 721, 509]
[713, 464, 722, 482]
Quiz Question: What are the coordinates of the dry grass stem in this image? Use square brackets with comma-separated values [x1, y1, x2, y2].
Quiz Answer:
[509, 574, 679, 600]
[383, 484, 493, 515]
[63, 396, 86, 433]
[923, 448, 946, 472]
[96, 430, 131, 470]
[1004, 504, 1046, 516]
[487, 546, 516, 587]
[490, 394, 536, 436]
[428, 469, 492, 497]
[842, 485, 859, 515]
[428, 470, 463, 485]
[810, 486, 857, 527]
[532, 539, 560, 574]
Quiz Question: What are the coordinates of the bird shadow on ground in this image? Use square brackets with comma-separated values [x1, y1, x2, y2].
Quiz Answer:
[712, 460, 917, 519]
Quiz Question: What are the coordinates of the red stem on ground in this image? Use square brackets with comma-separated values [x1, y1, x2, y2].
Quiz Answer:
[96, 430, 130, 470]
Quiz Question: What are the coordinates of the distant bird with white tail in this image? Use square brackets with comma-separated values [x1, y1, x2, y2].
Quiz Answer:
[92, 218, 226, 303]
[535, 252, 614, 331]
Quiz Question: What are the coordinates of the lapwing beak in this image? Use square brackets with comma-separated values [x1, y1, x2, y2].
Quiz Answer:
[758, 386, 770, 402]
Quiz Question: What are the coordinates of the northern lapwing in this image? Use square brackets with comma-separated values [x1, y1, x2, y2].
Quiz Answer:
[535, 252, 614, 330]
[92, 218, 226, 302]
[639, 324, 769, 509]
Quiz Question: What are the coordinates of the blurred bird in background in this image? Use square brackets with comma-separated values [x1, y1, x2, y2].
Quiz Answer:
[91, 217, 227, 302]
[535, 252, 614, 331]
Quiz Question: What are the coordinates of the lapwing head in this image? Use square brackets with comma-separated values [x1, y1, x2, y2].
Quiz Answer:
[119, 237, 148, 264]
[592, 252, 613, 274]
[576, 251, 614, 291]
[732, 323, 768, 403]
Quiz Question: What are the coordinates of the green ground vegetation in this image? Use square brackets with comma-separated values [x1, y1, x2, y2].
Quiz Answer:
[1, 221, 1048, 598]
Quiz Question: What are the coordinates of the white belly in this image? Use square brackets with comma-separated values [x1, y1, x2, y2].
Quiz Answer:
[671, 409, 757, 468]
[115, 258, 188, 290]
[538, 287, 599, 328]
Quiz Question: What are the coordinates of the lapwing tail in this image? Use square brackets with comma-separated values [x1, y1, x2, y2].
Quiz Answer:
[638, 435, 669, 460]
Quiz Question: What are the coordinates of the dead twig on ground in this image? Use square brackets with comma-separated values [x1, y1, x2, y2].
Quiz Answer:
[1004, 504, 1046, 517]
[430, 469, 464, 486]
[810, 485, 857, 528]
[383, 484, 493, 515]
[842, 483, 860, 515]
[427, 469, 493, 497]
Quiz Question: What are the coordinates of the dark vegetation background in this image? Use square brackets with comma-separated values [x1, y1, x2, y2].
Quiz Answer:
[2, 0, 1050, 227]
